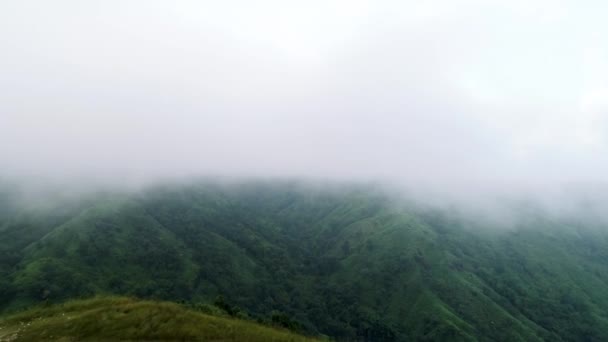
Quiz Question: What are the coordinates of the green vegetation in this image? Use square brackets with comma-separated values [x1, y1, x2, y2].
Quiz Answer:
[2, 181, 608, 340]
[0, 296, 317, 341]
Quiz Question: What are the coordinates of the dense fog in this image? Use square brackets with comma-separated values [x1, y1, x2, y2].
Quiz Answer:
[1, 1, 608, 224]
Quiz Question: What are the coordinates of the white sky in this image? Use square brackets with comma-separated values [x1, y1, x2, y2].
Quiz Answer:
[1, 0, 607, 185]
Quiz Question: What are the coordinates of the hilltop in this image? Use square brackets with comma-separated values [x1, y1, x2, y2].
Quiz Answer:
[0, 296, 317, 341]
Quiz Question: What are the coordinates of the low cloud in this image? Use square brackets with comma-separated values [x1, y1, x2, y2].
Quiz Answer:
[1, 1, 607, 188]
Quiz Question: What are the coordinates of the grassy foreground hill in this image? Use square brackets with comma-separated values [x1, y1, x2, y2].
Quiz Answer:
[0, 296, 317, 341]
[2, 180, 608, 340]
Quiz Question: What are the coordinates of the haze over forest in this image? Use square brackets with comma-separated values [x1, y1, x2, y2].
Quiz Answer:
[2, 0, 607, 190]
[3, 2, 608, 341]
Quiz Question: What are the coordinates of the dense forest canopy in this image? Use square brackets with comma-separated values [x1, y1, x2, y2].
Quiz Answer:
[2, 180, 608, 341]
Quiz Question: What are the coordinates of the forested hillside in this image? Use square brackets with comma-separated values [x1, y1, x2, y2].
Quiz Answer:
[2, 181, 608, 341]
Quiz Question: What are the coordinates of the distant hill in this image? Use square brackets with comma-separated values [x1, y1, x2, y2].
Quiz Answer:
[0, 296, 316, 341]
[2, 181, 608, 340]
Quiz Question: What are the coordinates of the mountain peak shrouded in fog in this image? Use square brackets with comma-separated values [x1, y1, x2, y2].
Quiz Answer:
[1, 1, 607, 185]
[4, 3, 608, 340]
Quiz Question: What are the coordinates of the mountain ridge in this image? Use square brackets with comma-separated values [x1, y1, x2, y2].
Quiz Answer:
[2, 181, 608, 340]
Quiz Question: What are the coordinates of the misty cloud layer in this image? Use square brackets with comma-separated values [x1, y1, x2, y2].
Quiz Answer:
[1, 1, 607, 186]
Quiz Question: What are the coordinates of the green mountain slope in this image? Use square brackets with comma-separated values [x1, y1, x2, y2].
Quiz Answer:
[2, 181, 608, 340]
[0, 296, 316, 341]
